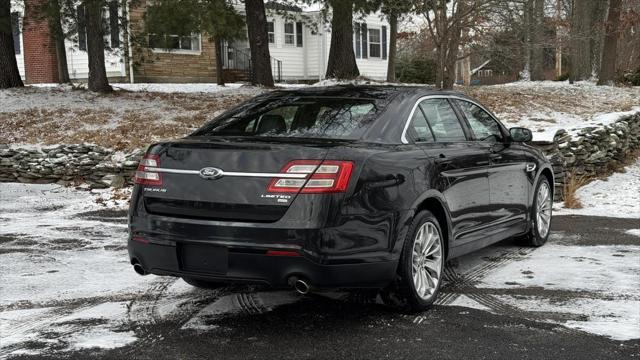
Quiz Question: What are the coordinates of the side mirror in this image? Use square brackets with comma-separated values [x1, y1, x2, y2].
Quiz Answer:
[509, 127, 533, 142]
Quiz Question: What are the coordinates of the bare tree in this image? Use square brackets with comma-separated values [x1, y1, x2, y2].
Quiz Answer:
[83, 0, 112, 92]
[381, 0, 413, 82]
[598, 0, 622, 85]
[421, 0, 496, 89]
[530, 0, 545, 80]
[0, 0, 24, 88]
[245, 0, 274, 87]
[325, 0, 360, 79]
[49, 0, 70, 83]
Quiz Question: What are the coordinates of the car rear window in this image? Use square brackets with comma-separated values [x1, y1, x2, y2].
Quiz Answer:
[192, 97, 382, 140]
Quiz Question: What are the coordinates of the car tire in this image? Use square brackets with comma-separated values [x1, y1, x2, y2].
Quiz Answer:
[520, 177, 553, 247]
[182, 277, 225, 289]
[384, 210, 445, 313]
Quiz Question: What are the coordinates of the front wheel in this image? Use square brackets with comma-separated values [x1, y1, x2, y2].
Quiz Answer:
[521, 177, 553, 247]
[385, 210, 445, 312]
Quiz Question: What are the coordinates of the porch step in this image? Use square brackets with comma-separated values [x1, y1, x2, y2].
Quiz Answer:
[223, 69, 250, 83]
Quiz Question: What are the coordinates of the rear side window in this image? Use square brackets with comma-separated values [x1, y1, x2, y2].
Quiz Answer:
[193, 97, 381, 140]
[455, 100, 504, 142]
[408, 106, 434, 142]
[418, 99, 466, 142]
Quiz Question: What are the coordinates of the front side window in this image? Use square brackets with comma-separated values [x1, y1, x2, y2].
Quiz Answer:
[149, 34, 201, 51]
[284, 22, 294, 45]
[267, 21, 275, 44]
[418, 99, 466, 142]
[193, 97, 382, 140]
[368, 28, 381, 58]
[455, 100, 503, 142]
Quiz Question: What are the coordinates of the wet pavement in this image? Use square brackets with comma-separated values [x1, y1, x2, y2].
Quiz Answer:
[1, 184, 639, 359]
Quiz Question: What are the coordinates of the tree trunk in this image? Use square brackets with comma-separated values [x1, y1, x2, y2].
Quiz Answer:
[597, 0, 621, 85]
[530, 0, 545, 80]
[84, 0, 111, 92]
[0, 0, 24, 88]
[245, 0, 273, 87]
[386, 12, 397, 82]
[214, 36, 224, 86]
[442, 18, 462, 90]
[589, 0, 608, 78]
[569, 0, 593, 81]
[50, 0, 70, 83]
[522, 0, 533, 80]
[325, 0, 359, 79]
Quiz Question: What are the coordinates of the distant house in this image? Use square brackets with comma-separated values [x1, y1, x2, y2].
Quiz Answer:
[10, 0, 390, 84]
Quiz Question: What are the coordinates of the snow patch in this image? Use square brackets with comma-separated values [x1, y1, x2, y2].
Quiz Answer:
[625, 229, 640, 237]
[555, 159, 640, 218]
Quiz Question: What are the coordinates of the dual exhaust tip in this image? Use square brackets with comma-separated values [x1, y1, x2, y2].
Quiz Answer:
[289, 276, 311, 295]
[132, 261, 147, 276]
[133, 263, 310, 295]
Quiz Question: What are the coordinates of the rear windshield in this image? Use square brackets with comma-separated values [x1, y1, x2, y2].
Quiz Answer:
[191, 97, 382, 140]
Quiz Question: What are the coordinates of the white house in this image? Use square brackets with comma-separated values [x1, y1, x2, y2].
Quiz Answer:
[11, 0, 389, 83]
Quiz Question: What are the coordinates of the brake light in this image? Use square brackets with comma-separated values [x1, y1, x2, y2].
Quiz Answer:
[267, 160, 354, 194]
[134, 154, 162, 186]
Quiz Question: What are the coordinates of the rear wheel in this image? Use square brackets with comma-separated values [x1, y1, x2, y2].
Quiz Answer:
[521, 177, 553, 247]
[384, 210, 445, 312]
[182, 277, 225, 289]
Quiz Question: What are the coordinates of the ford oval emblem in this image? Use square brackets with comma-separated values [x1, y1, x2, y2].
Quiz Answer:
[199, 167, 224, 180]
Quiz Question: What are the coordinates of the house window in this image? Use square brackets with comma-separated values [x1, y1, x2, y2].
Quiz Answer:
[368, 28, 381, 58]
[11, 12, 20, 55]
[149, 34, 201, 52]
[284, 22, 295, 45]
[267, 21, 275, 44]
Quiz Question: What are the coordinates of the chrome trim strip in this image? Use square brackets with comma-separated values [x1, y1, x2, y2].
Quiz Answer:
[400, 95, 500, 144]
[145, 167, 308, 179]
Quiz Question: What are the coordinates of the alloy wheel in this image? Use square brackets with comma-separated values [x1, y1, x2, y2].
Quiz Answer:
[536, 182, 553, 238]
[411, 221, 443, 300]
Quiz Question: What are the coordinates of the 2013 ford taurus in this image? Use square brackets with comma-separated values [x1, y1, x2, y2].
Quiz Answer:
[128, 85, 553, 311]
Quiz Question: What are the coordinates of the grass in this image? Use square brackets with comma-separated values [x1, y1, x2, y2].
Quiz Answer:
[563, 174, 589, 209]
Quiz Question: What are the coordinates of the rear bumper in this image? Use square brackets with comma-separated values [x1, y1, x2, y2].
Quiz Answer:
[128, 211, 407, 289]
[128, 239, 397, 288]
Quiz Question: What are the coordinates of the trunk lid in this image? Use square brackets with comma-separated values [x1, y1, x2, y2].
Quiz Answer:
[140, 137, 336, 222]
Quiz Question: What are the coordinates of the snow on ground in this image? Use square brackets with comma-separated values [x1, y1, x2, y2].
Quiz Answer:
[478, 244, 640, 340]
[2, 182, 639, 357]
[465, 80, 640, 142]
[111, 82, 247, 94]
[2, 80, 638, 150]
[555, 159, 640, 218]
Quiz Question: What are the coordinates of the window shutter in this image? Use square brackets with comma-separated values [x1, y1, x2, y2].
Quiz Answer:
[11, 12, 20, 55]
[296, 22, 303, 47]
[77, 5, 87, 51]
[382, 25, 387, 59]
[354, 23, 361, 58]
[361, 23, 368, 58]
[109, 1, 120, 48]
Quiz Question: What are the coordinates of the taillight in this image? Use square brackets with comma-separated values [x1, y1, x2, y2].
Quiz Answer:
[267, 160, 354, 194]
[134, 154, 162, 186]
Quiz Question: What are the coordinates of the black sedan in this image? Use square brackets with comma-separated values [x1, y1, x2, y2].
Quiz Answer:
[128, 85, 553, 312]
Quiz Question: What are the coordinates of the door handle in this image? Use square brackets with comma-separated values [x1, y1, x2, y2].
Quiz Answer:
[435, 154, 451, 165]
[489, 153, 502, 161]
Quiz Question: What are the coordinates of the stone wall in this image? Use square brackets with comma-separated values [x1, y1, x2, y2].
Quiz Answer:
[1, 112, 638, 200]
[0, 144, 144, 189]
[532, 111, 640, 200]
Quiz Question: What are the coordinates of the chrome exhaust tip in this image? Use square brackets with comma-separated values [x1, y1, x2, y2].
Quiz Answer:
[133, 263, 147, 276]
[294, 279, 310, 295]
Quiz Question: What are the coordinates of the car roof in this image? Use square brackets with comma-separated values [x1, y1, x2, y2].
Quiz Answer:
[270, 84, 468, 100]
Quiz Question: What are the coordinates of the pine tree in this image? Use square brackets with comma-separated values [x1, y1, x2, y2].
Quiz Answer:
[0, 0, 24, 88]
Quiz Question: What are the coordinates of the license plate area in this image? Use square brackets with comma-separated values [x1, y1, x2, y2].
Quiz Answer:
[178, 243, 228, 274]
